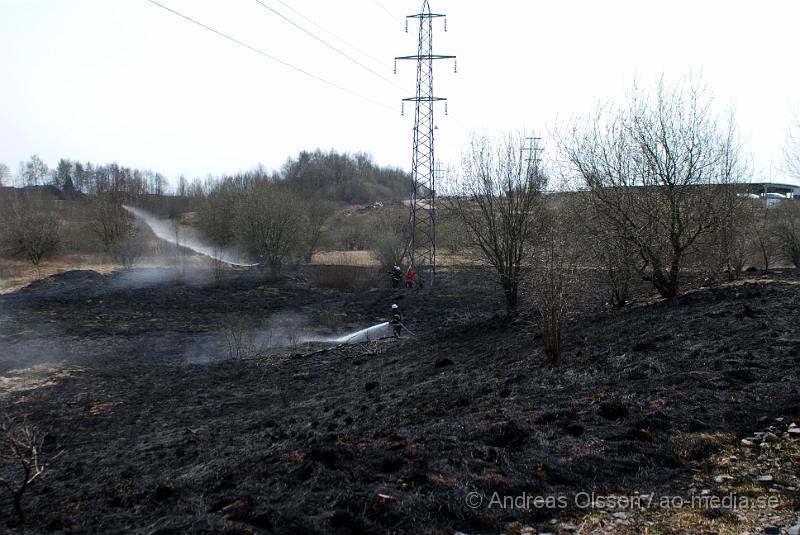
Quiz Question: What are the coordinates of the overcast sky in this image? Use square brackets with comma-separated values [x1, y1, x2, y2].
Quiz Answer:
[1, 0, 799, 185]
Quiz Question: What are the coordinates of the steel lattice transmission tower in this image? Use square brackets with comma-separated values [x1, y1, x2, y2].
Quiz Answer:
[395, 0, 455, 287]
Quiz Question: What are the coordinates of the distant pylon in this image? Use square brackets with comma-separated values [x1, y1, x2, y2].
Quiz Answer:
[522, 136, 544, 177]
[395, 0, 456, 287]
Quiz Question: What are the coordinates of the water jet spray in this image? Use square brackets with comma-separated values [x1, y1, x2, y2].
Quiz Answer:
[123, 206, 256, 266]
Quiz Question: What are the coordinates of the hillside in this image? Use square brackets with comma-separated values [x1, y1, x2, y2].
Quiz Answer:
[1, 267, 798, 533]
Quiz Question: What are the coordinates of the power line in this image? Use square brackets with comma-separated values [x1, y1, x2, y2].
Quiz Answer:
[271, 0, 386, 70]
[144, 0, 395, 112]
[253, 0, 408, 94]
[372, 0, 397, 24]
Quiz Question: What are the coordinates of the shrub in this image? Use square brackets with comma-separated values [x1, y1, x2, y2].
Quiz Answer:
[0, 417, 58, 525]
[774, 202, 800, 268]
[88, 193, 143, 269]
[0, 195, 61, 268]
[532, 227, 575, 361]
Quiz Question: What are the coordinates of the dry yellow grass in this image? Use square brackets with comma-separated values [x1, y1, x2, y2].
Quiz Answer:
[310, 250, 488, 269]
[0, 363, 84, 401]
[310, 250, 379, 267]
[438, 253, 487, 267]
[0, 255, 119, 294]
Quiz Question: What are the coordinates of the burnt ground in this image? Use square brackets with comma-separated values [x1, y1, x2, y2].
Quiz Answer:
[0, 266, 799, 534]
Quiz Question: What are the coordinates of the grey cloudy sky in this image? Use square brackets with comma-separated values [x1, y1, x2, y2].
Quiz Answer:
[1, 0, 799, 185]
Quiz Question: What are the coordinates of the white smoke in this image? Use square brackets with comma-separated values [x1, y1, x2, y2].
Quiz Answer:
[123, 205, 256, 266]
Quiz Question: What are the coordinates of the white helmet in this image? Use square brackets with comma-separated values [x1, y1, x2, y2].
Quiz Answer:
[392, 304, 398, 309]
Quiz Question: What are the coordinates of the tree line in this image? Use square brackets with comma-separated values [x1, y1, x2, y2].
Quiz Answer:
[2, 156, 175, 197]
[0, 149, 410, 204]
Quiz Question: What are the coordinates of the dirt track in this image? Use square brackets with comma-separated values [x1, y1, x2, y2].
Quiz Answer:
[1, 267, 799, 533]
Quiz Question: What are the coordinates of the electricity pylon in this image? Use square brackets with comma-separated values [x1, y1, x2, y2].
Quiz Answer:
[395, 0, 455, 287]
[523, 136, 544, 177]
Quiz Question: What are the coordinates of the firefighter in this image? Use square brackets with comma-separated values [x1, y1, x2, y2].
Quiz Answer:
[390, 304, 402, 338]
[406, 265, 415, 288]
[389, 265, 402, 288]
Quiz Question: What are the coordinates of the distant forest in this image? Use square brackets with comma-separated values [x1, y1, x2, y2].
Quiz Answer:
[0, 149, 412, 204]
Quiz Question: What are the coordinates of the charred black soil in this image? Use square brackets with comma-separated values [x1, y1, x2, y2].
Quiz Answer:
[1, 267, 799, 534]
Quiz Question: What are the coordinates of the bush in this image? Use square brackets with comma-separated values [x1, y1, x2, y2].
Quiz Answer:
[774, 202, 800, 268]
[559, 78, 745, 298]
[701, 193, 756, 280]
[0, 194, 61, 268]
[235, 181, 307, 273]
[752, 204, 779, 272]
[532, 226, 576, 361]
[88, 193, 144, 269]
[0, 416, 58, 525]
[371, 211, 408, 270]
[222, 317, 273, 360]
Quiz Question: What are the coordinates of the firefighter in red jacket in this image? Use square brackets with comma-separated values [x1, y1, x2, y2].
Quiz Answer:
[406, 265, 415, 288]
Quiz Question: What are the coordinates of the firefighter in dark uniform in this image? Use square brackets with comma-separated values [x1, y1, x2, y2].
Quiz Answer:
[390, 304, 402, 338]
[389, 265, 402, 288]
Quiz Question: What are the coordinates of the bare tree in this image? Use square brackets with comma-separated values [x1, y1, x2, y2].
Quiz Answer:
[0, 163, 10, 187]
[531, 212, 576, 361]
[752, 203, 778, 272]
[774, 201, 800, 268]
[708, 191, 757, 280]
[73, 162, 87, 193]
[593, 230, 639, 307]
[571, 191, 639, 306]
[0, 417, 58, 525]
[18, 155, 49, 187]
[197, 183, 240, 282]
[0, 194, 61, 268]
[560, 79, 744, 298]
[784, 111, 800, 180]
[54, 159, 71, 190]
[304, 199, 335, 263]
[436, 207, 471, 257]
[371, 210, 409, 270]
[445, 134, 547, 312]
[88, 193, 143, 270]
[187, 176, 206, 197]
[177, 175, 188, 197]
[235, 181, 307, 274]
[197, 182, 239, 251]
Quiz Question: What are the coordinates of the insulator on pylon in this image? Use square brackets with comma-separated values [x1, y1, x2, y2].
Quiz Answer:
[405, 19, 408, 33]
[454, 59, 458, 73]
[444, 18, 447, 32]
[401, 102, 405, 116]
[445, 101, 448, 115]
[394, 60, 397, 75]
